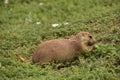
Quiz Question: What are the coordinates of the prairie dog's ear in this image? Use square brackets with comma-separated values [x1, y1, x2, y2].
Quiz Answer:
[71, 34, 80, 40]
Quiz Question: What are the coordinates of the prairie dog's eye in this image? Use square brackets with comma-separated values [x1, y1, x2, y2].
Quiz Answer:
[89, 35, 92, 39]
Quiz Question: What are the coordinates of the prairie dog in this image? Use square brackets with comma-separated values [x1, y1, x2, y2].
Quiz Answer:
[16, 32, 97, 65]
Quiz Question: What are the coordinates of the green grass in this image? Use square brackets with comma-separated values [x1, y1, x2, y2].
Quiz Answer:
[0, 0, 120, 80]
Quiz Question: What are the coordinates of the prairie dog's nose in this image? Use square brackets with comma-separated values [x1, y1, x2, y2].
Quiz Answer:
[93, 37, 97, 43]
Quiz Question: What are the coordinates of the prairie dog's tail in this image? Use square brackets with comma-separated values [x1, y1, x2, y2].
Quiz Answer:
[16, 54, 31, 62]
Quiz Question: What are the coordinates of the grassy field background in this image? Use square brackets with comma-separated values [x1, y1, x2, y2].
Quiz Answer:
[0, 0, 120, 80]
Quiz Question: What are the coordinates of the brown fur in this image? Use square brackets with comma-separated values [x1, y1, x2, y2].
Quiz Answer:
[16, 31, 97, 65]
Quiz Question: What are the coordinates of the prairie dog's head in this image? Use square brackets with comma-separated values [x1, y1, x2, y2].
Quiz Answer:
[72, 32, 97, 46]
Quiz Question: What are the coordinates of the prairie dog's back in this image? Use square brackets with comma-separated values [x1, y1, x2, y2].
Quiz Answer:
[32, 39, 82, 63]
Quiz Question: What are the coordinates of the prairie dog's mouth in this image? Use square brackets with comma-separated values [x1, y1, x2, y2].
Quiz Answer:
[87, 42, 94, 46]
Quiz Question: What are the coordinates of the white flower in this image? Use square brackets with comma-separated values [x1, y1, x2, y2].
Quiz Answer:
[52, 23, 60, 27]
[64, 22, 69, 25]
[4, 0, 9, 4]
[39, 3, 44, 6]
[36, 22, 41, 25]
